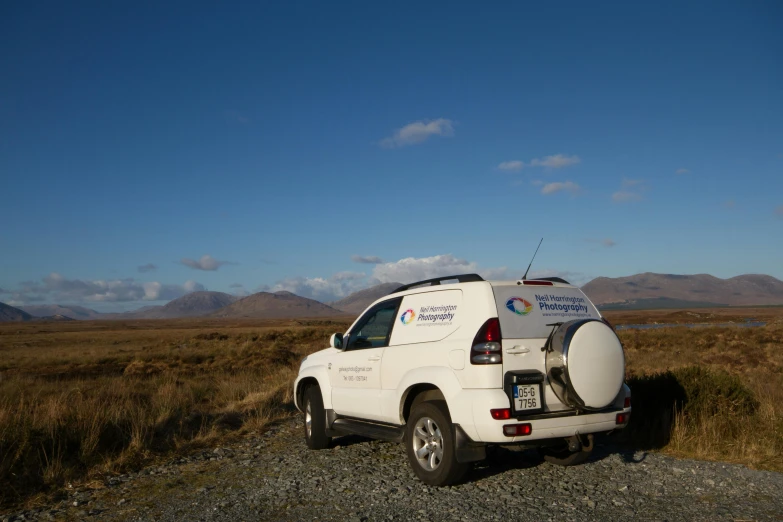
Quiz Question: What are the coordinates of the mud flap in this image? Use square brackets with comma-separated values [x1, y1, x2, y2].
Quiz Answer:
[453, 424, 487, 463]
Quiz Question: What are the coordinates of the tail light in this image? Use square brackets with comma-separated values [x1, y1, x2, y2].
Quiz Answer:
[624, 396, 631, 408]
[471, 318, 502, 365]
[503, 423, 532, 436]
[490, 408, 511, 420]
[616, 412, 630, 425]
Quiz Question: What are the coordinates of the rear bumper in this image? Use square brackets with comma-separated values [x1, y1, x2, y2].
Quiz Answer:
[450, 387, 630, 444]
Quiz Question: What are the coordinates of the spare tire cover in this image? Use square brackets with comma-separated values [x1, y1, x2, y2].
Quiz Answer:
[545, 319, 625, 411]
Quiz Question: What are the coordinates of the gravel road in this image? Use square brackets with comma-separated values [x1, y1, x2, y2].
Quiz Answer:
[5, 417, 782, 521]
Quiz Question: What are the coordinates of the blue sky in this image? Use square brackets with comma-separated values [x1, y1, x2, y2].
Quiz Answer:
[1, 1, 782, 311]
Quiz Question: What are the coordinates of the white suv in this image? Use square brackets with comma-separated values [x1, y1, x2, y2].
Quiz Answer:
[294, 274, 631, 485]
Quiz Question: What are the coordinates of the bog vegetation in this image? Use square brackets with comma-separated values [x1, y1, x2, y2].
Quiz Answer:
[1, 312, 782, 508]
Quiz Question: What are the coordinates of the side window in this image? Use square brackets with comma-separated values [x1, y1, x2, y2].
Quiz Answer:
[345, 298, 401, 351]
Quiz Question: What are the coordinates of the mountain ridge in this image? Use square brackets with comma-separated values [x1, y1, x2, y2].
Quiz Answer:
[211, 291, 344, 319]
[581, 272, 783, 307]
[329, 282, 402, 314]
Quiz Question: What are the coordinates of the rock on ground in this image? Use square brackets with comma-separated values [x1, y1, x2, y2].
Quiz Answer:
[4, 418, 782, 521]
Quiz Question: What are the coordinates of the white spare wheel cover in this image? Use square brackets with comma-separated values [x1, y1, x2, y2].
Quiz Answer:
[545, 319, 625, 411]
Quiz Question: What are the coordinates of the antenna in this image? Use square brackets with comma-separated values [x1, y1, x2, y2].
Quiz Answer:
[522, 238, 543, 280]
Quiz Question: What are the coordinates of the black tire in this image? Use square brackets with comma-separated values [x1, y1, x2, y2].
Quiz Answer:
[303, 385, 331, 450]
[539, 439, 592, 466]
[405, 401, 468, 486]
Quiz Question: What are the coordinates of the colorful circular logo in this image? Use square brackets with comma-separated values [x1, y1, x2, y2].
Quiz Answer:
[400, 309, 416, 325]
[506, 297, 533, 316]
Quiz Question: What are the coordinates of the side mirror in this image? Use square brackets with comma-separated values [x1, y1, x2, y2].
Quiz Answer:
[329, 333, 344, 349]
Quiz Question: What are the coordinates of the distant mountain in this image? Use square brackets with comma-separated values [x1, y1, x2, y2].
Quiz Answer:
[20, 304, 102, 320]
[36, 314, 76, 321]
[329, 282, 402, 314]
[0, 302, 33, 322]
[125, 291, 239, 319]
[582, 273, 783, 308]
[211, 291, 344, 319]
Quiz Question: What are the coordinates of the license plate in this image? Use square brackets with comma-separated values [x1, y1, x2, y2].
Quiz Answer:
[513, 384, 540, 411]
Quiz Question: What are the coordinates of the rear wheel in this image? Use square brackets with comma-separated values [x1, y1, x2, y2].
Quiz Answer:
[303, 385, 331, 450]
[405, 401, 468, 486]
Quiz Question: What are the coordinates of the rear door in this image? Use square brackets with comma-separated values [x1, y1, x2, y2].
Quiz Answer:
[491, 283, 601, 414]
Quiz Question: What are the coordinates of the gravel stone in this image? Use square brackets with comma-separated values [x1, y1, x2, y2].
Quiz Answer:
[2, 418, 782, 521]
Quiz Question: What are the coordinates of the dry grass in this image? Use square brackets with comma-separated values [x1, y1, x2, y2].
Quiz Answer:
[0, 318, 351, 509]
[617, 318, 783, 471]
[1, 311, 781, 508]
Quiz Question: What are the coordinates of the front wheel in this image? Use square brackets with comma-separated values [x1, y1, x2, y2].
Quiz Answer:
[405, 401, 468, 486]
[303, 385, 331, 450]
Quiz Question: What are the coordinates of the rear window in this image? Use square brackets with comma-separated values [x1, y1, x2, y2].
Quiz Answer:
[492, 285, 601, 339]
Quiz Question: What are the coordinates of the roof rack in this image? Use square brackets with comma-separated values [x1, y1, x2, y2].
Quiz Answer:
[530, 276, 570, 285]
[393, 273, 485, 293]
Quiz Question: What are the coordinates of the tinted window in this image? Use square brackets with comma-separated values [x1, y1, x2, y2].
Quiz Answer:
[346, 298, 401, 350]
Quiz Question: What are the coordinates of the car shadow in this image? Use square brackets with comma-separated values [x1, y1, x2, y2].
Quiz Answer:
[465, 435, 648, 483]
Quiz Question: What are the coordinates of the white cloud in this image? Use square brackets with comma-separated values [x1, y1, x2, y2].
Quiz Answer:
[541, 181, 580, 195]
[612, 191, 641, 202]
[272, 271, 367, 302]
[137, 263, 157, 273]
[529, 154, 581, 169]
[498, 160, 524, 171]
[612, 178, 648, 202]
[500, 154, 581, 173]
[351, 255, 384, 264]
[621, 178, 644, 187]
[676, 168, 690, 175]
[380, 119, 454, 148]
[371, 254, 477, 284]
[181, 254, 231, 271]
[267, 255, 591, 303]
[5, 273, 204, 305]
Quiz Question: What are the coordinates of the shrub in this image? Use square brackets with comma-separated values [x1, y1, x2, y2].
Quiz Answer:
[625, 366, 758, 449]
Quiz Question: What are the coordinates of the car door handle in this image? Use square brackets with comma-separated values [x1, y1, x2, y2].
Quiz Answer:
[505, 346, 530, 355]
[367, 355, 381, 361]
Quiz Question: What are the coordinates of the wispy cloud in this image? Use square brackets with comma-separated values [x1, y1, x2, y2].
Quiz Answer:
[612, 178, 648, 202]
[272, 271, 367, 302]
[497, 160, 524, 171]
[351, 255, 384, 264]
[137, 263, 157, 273]
[724, 200, 736, 209]
[776, 205, 783, 218]
[499, 154, 581, 172]
[223, 110, 250, 124]
[541, 181, 580, 195]
[530, 154, 581, 169]
[612, 191, 641, 202]
[676, 168, 690, 175]
[267, 254, 589, 302]
[3, 273, 204, 305]
[587, 238, 617, 247]
[180, 254, 232, 271]
[380, 118, 454, 148]
[228, 283, 250, 297]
